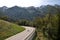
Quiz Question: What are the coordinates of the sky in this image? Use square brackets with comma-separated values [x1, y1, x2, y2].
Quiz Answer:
[0, 0, 60, 7]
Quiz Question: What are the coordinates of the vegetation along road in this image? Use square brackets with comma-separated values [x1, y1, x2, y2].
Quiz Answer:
[5, 26, 36, 40]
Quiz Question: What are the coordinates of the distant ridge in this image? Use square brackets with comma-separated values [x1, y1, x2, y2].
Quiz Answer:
[0, 5, 60, 21]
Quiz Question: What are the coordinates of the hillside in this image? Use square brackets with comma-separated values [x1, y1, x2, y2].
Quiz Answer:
[0, 20, 25, 40]
[0, 5, 60, 40]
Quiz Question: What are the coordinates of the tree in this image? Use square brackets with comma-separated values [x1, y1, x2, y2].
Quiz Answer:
[0, 16, 9, 21]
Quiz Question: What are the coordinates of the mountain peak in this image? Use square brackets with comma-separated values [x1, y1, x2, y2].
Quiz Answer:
[11, 6, 20, 8]
[2, 6, 8, 9]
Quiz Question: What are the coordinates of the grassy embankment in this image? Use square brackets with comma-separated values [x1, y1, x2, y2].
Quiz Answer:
[0, 20, 25, 40]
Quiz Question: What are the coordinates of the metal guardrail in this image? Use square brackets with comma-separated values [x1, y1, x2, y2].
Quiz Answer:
[25, 29, 35, 40]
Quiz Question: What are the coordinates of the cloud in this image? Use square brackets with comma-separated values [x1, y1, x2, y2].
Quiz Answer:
[0, 0, 40, 7]
[0, 0, 60, 7]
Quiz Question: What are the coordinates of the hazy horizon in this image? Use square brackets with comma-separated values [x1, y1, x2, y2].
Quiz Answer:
[0, 0, 60, 7]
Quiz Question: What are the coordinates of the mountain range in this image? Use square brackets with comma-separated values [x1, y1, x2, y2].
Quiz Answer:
[0, 5, 60, 21]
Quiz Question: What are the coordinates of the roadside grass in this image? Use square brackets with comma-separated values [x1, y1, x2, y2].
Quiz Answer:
[0, 20, 25, 40]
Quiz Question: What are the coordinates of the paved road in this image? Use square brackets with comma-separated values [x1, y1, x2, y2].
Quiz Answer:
[5, 26, 35, 40]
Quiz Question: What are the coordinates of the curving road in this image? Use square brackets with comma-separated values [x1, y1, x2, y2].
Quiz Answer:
[5, 26, 35, 40]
